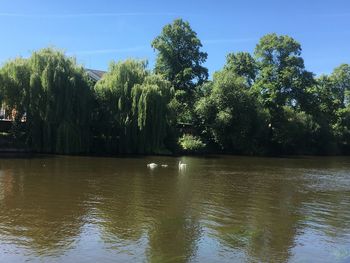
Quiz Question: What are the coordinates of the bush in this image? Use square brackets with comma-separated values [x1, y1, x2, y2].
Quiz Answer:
[178, 134, 206, 154]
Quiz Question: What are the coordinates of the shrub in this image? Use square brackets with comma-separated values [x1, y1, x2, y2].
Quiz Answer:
[178, 134, 206, 153]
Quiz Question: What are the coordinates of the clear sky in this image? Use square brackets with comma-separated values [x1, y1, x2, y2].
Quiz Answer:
[1, 0, 350, 77]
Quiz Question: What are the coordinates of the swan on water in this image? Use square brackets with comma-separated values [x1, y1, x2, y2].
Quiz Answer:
[178, 161, 187, 170]
[161, 164, 168, 168]
[147, 163, 158, 169]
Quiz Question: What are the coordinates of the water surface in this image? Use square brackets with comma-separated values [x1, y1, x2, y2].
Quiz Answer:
[0, 155, 350, 262]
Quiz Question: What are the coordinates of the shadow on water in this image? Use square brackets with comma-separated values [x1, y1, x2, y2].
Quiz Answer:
[0, 153, 55, 159]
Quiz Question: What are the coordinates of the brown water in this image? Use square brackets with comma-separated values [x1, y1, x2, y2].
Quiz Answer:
[0, 155, 349, 263]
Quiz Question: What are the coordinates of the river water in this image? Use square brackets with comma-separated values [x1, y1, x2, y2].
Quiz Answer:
[0, 155, 349, 263]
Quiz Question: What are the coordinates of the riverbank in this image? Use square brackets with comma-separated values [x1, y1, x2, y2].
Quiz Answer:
[0, 147, 349, 159]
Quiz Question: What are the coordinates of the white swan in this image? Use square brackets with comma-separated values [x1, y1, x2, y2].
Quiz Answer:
[178, 161, 187, 170]
[161, 164, 168, 168]
[147, 163, 158, 169]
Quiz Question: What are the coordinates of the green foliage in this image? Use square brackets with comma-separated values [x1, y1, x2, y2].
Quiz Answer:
[306, 69, 350, 153]
[0, 58, 30, 121]
[94, 59, 148, 153]
[334, 107, 350, 147]
[225, 52, 257, 86]
[195, 66, 269, 154]
[0, 21, 349, 156]
[168, 89, 193, 124]
[131, 74, 173, 153]
[152, 19, 208, 126]
[0, 48, 93, 154]
[94, 60, 172, 154]
[254, 33, 314, 112]
[269, 106, 318, 154]
[152, 18, 208, 96]
[251, 34, 319, 153]
[178, 134, 206, 153]
[331, 64, 350, 107]
[30, 49, 93, 153]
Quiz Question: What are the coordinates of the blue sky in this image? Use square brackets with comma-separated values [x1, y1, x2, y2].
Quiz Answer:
[1, 0, 350, 77]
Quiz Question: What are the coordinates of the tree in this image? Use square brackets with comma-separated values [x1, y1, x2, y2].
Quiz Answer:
[1, 28, 349, 156]
[195, 67, 268, 154]
[328, 64, 350, 152]
[131, 75, 173, 153]
[0, 48, 93, 154]
[152, 19, 208, 125]
[253, 34, 316, 153]
[0, 58, 31, 122]
[334, 107, 350, 152]
[225, 52, 257, 87]
[309, 72, 349, 153]
[29, 49, 93, 153]
[94, 60, 173, 154]
[254, 33, 314, 112]
[94, 59, 148, 153]
[152, 19, 208, 95]
[331, 64, 350, 107]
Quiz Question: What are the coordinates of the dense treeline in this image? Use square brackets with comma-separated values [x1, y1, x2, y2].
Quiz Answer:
[0, 19, 349, 155]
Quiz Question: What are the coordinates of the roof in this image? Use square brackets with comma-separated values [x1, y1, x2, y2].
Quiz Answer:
[85, 68, 106, 81]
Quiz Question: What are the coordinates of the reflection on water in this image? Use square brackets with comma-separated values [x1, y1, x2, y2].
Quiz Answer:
[0, 155, 350, 262]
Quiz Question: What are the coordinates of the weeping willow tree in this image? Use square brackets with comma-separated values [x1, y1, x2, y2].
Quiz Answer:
[132, 75, 173, 153]
[0, 58, 31, 121]
[94, 59, 148, 153]
[29, 48, 93, 153]
[0, 58, 31, 144]
[94, 60, 173, 154]
[0, 48, 93, 154]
